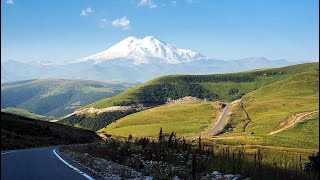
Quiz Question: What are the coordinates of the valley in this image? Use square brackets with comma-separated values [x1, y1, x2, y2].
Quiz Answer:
[1, 79, 138, 117]
[1, 107, 57, 121]
[2, 62, 319, 180]
[2, 1, 318, 179]
[3, 63, 318, 150]
[57, 63, 318, 149]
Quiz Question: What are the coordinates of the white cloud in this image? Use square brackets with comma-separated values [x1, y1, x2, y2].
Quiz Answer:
[6, 0, 14, 4]
[80, 7, 94, 16]
[138, 0, 157, 9]
[112, 16, 131, 30]
[171, 1, 177, 6]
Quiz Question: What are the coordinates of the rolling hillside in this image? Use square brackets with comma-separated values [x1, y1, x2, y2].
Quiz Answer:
[1, 107, 57, 121]
[61, 63, 318, 132]
[212, 68, 319, 148]
[1, 79, 138, 117]
[1, 112, 99, 150]
[88, 62, 318, 109]
[99, 103, 224, 137]
[94, 62, 319, 149]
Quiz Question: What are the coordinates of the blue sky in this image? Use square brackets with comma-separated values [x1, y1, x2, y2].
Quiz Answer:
[1, 0, 319, 63]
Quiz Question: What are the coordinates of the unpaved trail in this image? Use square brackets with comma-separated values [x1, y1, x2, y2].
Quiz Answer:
[269, 110, 319, 135]
[64, 105, 143, 118]
[50, 119, 60, 122]
[240, 99, 252, 132]
[187, 103, 231, 139]
[209, 135, 245, 140]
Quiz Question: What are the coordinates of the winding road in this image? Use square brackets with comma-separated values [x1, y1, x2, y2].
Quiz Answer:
[187, 103, 231, 139]
[1, 146, 100, 180]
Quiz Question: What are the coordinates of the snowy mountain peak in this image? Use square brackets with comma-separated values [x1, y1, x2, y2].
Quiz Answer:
[76, 36, 208, 65]
[143, 36, 156, 40]
[121, 36, 139, 44]
[124, 36, 139, 40]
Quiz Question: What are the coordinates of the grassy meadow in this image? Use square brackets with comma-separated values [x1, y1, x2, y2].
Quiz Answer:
[99, 103, 221, 137]
[98, 63, 319, 150]
[206, 70, 319, 149]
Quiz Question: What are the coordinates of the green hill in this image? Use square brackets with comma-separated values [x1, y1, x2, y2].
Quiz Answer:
[1, 79, 138, 117]
[1, 107, 57, 121]
[1, 112, 99, 150]
[214, 69, 319, 148]
[97, 62, 318, 149]
[61, 63, 319, 142]
[88, 62, 318, 109]
[59, 109, 138, 131]
[99, 103, 222, 137]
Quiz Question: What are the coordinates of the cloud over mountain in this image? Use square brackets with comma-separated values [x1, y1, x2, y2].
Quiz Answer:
[112, 16, 131, 30]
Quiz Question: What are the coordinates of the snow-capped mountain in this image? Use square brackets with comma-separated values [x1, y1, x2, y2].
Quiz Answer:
[75, 36, 208, 65]
[1, 36, 311, 83]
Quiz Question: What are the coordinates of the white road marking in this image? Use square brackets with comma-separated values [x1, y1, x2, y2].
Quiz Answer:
[53, 149, 94, 180]
[1, 151, 17, 155]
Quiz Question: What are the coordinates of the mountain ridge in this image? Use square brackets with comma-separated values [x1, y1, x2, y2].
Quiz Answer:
[1, 36, 314, 83]
[74, 36, 208, 65]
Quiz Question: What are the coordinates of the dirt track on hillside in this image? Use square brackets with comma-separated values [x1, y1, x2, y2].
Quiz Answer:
[240, 100, 252, 132]
[269, 110, 319, 135]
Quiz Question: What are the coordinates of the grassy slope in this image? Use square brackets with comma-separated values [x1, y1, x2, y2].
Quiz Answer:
[65, 63, 319, 149]
[99, 63, 319, 149]
[1, 107, 57, 121]
[88, 62, 318, 109]
[59, 109, 138, 131]
[212, 69, 319, 148]
[1, 79, 137, 116]
[99, 103, 220, 137]
[1, 112, 99, 150]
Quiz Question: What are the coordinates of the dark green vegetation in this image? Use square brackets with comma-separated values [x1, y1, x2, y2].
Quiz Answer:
[1, 79, 138, 116]
[1, 112, 99, 150]
[59, 109, 138, 131]
[1, 107, 57, 121]
[62, 129, 319, 180]
[304, 152, 320, 173]
[89, 62, 318, 109]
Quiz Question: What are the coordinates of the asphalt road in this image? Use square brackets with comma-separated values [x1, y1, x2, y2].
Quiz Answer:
[187, 103, 231, 139]
[1, 146, 99, 180]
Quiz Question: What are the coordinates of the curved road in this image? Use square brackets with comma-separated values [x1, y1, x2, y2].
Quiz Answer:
[187, 103, 231, 139]
[1, 146, 101, 180]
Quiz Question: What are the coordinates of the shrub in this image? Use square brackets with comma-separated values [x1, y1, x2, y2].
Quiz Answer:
[304, 152, 319, 173]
